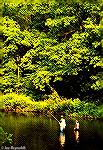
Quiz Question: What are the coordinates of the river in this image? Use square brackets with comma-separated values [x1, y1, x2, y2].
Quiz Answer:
[0, 112, 103, 150]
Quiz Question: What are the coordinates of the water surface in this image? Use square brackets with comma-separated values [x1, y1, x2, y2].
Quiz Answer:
[0, 112, 103, 150]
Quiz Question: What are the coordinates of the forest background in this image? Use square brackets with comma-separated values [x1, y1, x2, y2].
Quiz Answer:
[0, 0, 103, 118]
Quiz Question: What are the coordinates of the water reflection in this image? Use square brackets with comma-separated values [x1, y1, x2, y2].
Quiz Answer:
[74, 130, 80, 143]
[74, 120, 80, 143]
[59, 131, 65, 147]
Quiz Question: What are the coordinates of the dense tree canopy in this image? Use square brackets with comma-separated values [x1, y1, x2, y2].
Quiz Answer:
[1, 0, 103, 101]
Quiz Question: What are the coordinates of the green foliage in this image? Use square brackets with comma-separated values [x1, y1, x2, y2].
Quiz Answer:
[3, 93, 34, 111]
[69, 98, 83, 113]
[97, 105, 103, 118]
[0, 94, 4, 109]
[1, 0, 103, 102]
[2, 92, 103, 118]
[80, 102, 98, 117]
[0, 127, 12, 146]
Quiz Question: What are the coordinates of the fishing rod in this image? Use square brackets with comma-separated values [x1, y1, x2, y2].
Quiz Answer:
[48, 111, 60, 124]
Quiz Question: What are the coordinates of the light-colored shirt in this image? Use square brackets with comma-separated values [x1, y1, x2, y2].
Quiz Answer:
[75, 122, 79, 129]
[60, 118, 66, 128]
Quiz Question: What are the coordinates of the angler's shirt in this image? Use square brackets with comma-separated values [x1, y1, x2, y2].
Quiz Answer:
[60, 119, 66, 127]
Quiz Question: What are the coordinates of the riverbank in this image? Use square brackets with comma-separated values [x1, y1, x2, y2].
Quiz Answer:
[0, 93, 103, 119]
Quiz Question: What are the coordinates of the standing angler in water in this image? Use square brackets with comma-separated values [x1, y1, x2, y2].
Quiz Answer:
[59, 115, 66, 132]
[74, 120, 80, 131]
